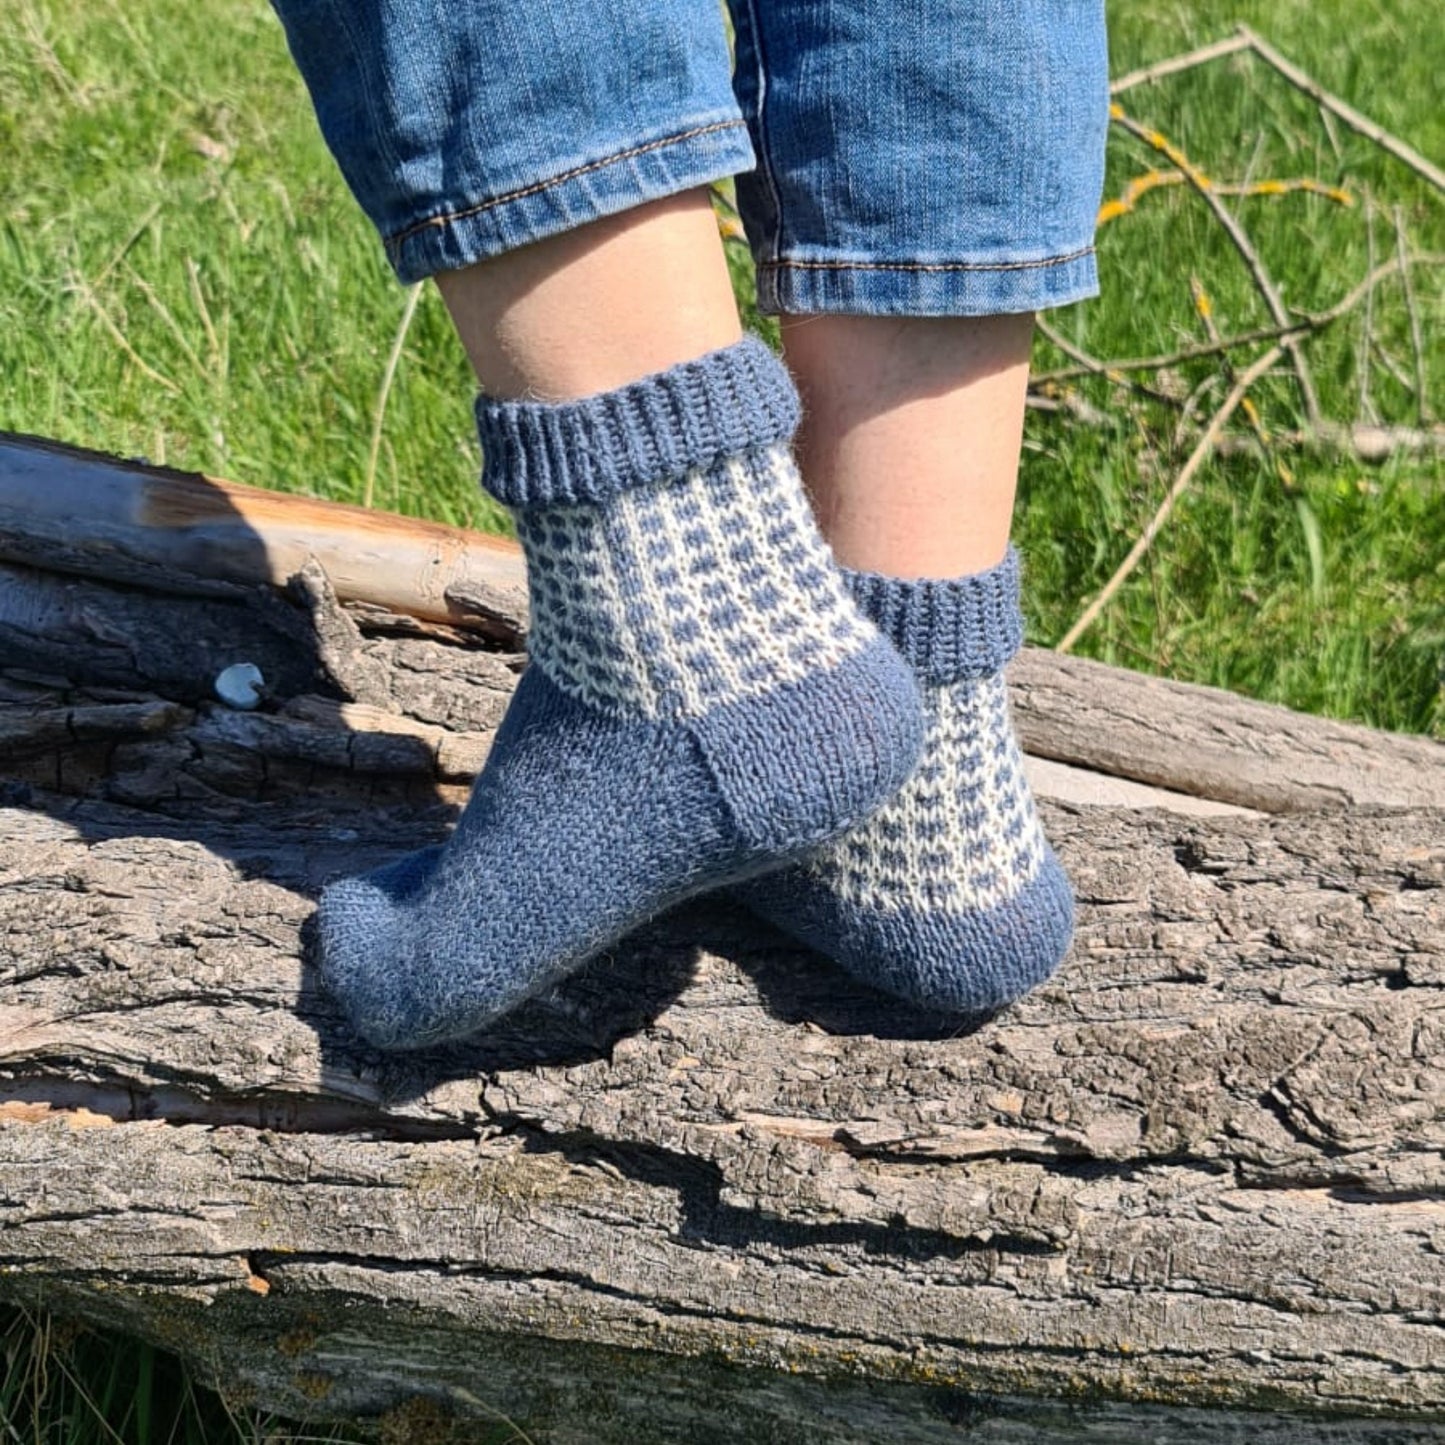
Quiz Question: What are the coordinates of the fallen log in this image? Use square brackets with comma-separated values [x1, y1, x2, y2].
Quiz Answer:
[0, 431, 528, 639]
[0, 438, 1442, 1439]
[1009, 650, 1445, 813]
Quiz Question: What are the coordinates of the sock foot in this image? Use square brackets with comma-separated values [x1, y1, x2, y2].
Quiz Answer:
[736, 546, 1075, 1016]
[313, 339, 924, 1050]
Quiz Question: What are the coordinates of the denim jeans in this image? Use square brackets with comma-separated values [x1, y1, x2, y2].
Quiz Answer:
[270, 0, 1109, 315]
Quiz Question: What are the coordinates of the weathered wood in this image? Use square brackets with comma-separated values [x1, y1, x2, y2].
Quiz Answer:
[1, 438, 1443, 1437]
[5, 556, 1439, 819]
[1010, 650, 1445, 813]
[3, 433, 1441, 814]
[0, 431, 528, 638]
[0, 800, 1440, 1439]
[0, 556, 515, 812]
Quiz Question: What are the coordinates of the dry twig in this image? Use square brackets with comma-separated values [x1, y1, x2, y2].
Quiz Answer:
[363, 281, 424, 511]
[1034, 318, 1186, 409]
[1098, 170, 1353, 227]
[1109, 103, 1324, 428]
[1110, 24, 1445, 198]
[1190, 277, 1286, 481]
[123, 262, 205, 380]
[67, 273, 180, 395]
[1394, 206, 1432, 424]
[1169, 373, 1223, 453]
[1032, 252, 1445, 387]
[1371, 339, 1418, 399]
[1236, 25, 1445, 197]
[1359, 198, 1379, 424]
[1023, 391, 1110, 427]
[1057, 344, 1286, 654]
[1213, 422, 1445, 462]
[1295, 250, 1445, 327]
[184, 257, 223, 376]
[1109, 33, 1252, 95]
[89, 199, 163, 292]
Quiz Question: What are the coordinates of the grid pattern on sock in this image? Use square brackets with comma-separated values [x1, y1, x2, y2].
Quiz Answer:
[802, 672, 1047, 914]
[517, 442, 874, 719]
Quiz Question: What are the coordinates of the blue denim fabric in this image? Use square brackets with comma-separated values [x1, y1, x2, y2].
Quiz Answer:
[270, 0, 1108, 314]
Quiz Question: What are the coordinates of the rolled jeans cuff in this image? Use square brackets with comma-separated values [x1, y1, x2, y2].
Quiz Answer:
[385, 119, 755, 285]
[271, 0, 1108, 316]
[756, 247, 1099, 317]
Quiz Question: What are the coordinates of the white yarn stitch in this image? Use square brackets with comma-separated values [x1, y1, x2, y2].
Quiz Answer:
[517, 443, 873, 719]
[807, 673, 1047, 915]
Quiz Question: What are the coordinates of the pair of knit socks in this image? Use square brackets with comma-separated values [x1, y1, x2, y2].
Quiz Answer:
[315, 337, 1072, 1051]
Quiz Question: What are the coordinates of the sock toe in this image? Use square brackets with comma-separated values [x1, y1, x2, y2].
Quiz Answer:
[315, 872, 413, 1047]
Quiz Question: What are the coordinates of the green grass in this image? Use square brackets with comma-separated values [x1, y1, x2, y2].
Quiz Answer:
[0, 0, 504, 533]
[0, 1, 1442, 1439]
[0, 1301, 370, 1444]
[1, 0, 1441, 736]
[1026, 0, 1445, 734]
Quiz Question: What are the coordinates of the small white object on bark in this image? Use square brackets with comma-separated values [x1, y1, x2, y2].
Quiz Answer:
[213, 662, 265, 710]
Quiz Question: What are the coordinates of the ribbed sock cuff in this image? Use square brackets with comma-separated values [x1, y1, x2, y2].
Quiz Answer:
[475, 335, 800, 509]
[842, 546, 1024, 684]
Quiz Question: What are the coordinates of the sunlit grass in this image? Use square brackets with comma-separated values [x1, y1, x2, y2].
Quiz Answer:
[1023, 0, 1444, 734]
[2, 0, 1440, 736]
[0, 0, 504, 533]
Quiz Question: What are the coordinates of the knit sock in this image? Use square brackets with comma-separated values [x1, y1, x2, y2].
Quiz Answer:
[736, 546, 1073, 1015]
[314, 337, 925, 1050]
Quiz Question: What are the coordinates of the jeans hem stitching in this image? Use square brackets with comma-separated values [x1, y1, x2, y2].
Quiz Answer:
[384, 119, 750, 251]
[758, 245, 1095, 275]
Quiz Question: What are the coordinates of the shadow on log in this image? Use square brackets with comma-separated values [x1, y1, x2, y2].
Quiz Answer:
[0, 434, 1442, 1441]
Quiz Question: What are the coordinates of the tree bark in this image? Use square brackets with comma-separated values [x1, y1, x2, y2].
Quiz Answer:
[0, 436, 1442, 1440]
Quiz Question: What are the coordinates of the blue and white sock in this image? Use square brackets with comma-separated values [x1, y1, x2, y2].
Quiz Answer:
[738, 546, 1074, 1014]
[314, 337, 925, 1050]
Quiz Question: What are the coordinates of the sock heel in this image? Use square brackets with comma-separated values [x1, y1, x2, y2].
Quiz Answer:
[689, 634, 924, 856]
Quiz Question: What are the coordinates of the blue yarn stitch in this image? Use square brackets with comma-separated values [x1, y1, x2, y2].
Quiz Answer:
[312, 338, 924, 1050]
[737, 546, 1075, 1015]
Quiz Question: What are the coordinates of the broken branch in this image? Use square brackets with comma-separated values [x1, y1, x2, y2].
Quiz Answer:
[1057, 343, 1286, 654]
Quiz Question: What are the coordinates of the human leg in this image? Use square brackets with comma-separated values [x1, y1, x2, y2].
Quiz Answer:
[726, 0, 1110, 1012]
[724, 0, 1107, 572]
[780, 313, 1034, 579]
[269, 0, 927, 1048]
[433, 191, 741, 401]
